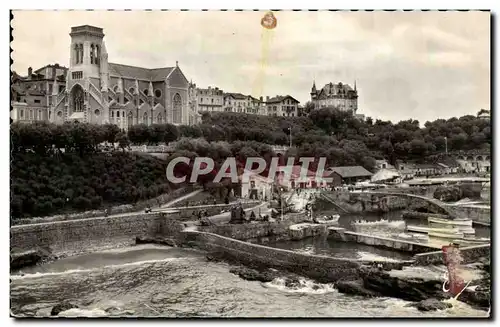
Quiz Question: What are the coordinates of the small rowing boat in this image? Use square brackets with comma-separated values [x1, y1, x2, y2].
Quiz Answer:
[428, 231, 464, 239]
[428, 217, 473, 227]
[407, 225, 460, 234]
[314, 214, 340, 224]
[452, 237, 490, 245]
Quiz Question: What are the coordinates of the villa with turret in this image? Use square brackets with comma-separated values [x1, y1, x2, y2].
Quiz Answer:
[310, 81, 358, 113]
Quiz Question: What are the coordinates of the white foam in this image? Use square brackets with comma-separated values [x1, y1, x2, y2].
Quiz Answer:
[58, 308, 108, 317]
[11, 257, 190, 280]
[264, 277, 337, 294]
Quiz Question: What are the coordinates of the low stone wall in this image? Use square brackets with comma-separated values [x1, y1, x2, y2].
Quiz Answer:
[328, 227, 439, 254]
[10, 212, 167, 254]
[199, 213, 307, 241]
[414, 244, 490, 265]
[12, 186, 194, 226]
[182, 230, 363, 283]
[443, 205, 491, 225]
[162, 201, 261, 221]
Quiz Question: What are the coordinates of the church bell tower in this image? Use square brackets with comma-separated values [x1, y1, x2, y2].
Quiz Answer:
[67, 25, 109, 123]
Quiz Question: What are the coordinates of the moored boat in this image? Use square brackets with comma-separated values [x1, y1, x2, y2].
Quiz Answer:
[428, 231, 464, 239]
[407, 225, 460, 234]
[314, 214, 340, 224]
[428, 217, 473, 227]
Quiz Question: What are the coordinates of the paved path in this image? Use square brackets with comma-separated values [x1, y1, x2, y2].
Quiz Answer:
[160, 189, 204, 208]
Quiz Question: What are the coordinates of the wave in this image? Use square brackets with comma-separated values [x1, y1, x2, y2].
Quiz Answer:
[11, 257, 192, 280]
[264, 277, 336, 294]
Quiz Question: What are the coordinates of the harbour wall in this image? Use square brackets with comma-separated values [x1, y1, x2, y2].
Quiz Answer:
[442, 205, 490, 225]
[182, 229, 365, 283]
[414, 244, 490, 265]
[160, 201, 261, 221]
[10, 212, 176, 254]
[327, 227, 439, 254]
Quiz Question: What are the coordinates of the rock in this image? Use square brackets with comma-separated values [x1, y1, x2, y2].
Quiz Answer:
[284, 276, 301, 288]
[135, 236, 176, 247]
[10, 249, 50, 271]
[50, 302, 78, 316]
[433, 186, 462, 202]
[336, 279, 380, 297]
[457, 288, 490, 310]
[361, 268, 449, 302]
[415, 299, 453, 311]
[229, 267, 278, 283]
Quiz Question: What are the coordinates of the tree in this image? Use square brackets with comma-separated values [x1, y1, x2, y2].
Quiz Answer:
[116, 132, 130, 152]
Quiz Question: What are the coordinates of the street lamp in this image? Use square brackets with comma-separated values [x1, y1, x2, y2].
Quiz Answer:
[444, 136, 448, 155]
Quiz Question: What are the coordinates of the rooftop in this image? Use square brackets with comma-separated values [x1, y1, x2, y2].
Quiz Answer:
[108, 63, 176, 81]
[327, 166, 373, 178]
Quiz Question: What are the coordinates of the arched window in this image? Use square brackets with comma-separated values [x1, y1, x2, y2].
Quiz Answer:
[95, 45, 100, 65]
[38, 110, 42, 120]
[157, 113, 162, 123]
[90, 44, 95, 64]
[129, 87, 135, 94]
[477, 156, 483, 161]
[71, 84, 85, 112]
[79, 44, 83, 64]
[155, 89, 162, 98]
[57, 111, 62, 117]
[127, 111, 133, 128]
[143, 112, 148, 124]
[111, 111, 114, 118]
[173, 93, 182, 124]
[20, 109, 24, 118]
[74, 44, 79, 64]
[29, 110, 33, 120]
[94, 109, 100, 116]
[143, 89, 149, 96]
[117, 111, 120, 118]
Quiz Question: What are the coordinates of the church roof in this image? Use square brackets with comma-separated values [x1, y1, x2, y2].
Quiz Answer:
[108, 63, 176, 81]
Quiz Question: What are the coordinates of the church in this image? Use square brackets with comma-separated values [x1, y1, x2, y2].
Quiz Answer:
[50, 25, 191, 129]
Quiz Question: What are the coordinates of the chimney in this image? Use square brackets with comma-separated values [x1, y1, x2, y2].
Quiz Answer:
[28, 67, 32, 79]
[266, 96, 270, 101]
[259, 96, 263, 102]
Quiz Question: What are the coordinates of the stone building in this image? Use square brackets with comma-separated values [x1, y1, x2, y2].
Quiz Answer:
[310, 81, 358, 113]
[11, 65, 68, 123]
[223, 93, 264, 115]
[265, 95, 299, 117]
[46, 25, 191, 129]
[195, 85, 224, 113]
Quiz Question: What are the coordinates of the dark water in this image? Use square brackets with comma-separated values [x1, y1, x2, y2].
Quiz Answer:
[10, 244, 487, 318]
[260, 236, 414, 262]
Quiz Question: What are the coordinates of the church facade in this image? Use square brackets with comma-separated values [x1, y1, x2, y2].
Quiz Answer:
[50, 25, 191, 129]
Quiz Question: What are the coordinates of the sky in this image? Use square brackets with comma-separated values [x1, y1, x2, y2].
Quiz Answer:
[11, 10, 490, 123]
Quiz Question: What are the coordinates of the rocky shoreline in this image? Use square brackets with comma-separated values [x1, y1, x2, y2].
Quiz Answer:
[218, 254, 491, 312]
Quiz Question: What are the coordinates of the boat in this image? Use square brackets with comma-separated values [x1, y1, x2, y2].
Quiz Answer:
[314, 214, 340, 224]
[457, 226, 476, 235]
[428, 217, 473, 227]
[428, 231, 464, 239]
[452, 237, 490, 245]
[407, 225, 460, 234]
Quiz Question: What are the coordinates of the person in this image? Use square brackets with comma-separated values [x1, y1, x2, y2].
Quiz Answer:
[104, 209, 109, 217]
[249, 211, 256, 221]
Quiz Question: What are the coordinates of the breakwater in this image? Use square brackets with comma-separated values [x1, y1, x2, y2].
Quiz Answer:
[182, 229, 364, 283]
